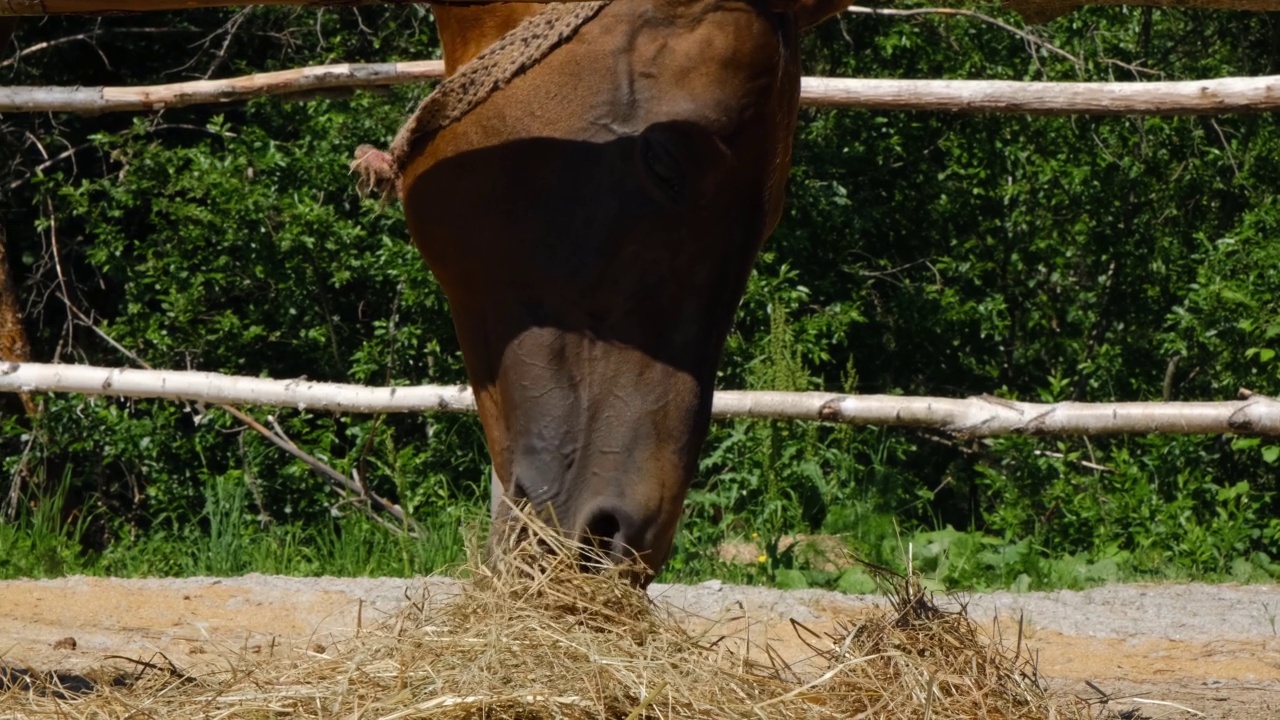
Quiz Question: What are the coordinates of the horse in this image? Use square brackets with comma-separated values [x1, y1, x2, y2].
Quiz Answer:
[353, 0, 846, 584]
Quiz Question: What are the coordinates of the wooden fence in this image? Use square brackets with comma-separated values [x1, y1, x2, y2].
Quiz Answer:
[4, 0, 1279, 444]
[2, 0, 1277, 19]
[3, 362, 1278, 438]
[5, 65, 1280, 115]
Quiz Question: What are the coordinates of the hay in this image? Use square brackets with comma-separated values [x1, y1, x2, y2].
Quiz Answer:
[1, 512, 1082, 719]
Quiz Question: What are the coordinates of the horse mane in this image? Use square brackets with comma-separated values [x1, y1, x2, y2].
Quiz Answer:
[350, 1, 609, 201]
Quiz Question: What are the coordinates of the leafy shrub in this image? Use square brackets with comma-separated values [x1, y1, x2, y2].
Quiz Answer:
[2, 5, 1278, 587]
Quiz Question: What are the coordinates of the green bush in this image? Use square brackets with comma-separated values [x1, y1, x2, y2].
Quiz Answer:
[1, 5, 1277, 588]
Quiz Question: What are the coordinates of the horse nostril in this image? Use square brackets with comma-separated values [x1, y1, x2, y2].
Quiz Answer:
[580, 507, 641, 573]
[582, 510, 621, 554]
[575, 506, 658, 586]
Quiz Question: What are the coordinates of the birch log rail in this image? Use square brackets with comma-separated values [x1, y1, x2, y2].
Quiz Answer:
[0, 0, 562, 13]
[1, 0, 1277, 16]
[1004, 0, 1280, 23]
[6, 67, 1280, 115]
[3, 362, 1279, 437]
[0, 61, 445, 113]
[800, 76, 1280, 114]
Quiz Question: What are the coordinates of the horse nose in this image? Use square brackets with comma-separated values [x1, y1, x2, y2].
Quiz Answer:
[577, 503, 644, 570]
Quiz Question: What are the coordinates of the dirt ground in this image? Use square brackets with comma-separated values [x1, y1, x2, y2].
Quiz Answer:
[0, 574, 1276, 718]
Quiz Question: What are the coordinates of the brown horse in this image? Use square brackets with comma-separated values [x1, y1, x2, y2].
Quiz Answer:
[367, 0, 845, 582]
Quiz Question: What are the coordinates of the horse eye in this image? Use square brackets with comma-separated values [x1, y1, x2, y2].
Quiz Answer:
[640, 134, 685, 203]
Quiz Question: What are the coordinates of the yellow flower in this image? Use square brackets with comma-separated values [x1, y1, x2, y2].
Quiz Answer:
[751, 532, 759, 539]
[756, 554, 767, 564]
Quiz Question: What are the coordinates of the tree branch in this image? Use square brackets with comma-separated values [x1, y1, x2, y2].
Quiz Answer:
[0, 27, 195, 69]
[845, 5, 1081, 66]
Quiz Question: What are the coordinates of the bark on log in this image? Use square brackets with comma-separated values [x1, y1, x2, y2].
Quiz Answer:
[0, 0, 1275, 17]
[3, 362, 1278, 437]
[6, 66, 1280, 115]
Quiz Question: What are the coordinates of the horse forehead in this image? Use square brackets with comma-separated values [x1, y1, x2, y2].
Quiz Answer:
[439, 0, 784, 118]
[616, 2, 787, 122]
[632, 0, 784, 65]
[404, 0, 788, 182]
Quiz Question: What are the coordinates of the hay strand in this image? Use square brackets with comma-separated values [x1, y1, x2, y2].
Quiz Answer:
[1, 511, 1081, 719]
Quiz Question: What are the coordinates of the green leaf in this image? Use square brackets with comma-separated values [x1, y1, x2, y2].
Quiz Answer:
[774, 569, 809, 590]
[1010, 573, 1033, 594]
[836, 567, 878, 595]
[1262, 446, 1280, 464]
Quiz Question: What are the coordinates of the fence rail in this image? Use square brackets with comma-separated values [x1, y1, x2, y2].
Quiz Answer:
[4, 362, 1278, 437]
[2, 0, 1278, 18]
[0, 0, 558, 16]
[0, 61, 445, 113]
[6, 63, 1280, 115]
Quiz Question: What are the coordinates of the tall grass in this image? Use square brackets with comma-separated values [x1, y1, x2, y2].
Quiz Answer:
[0, 465, 479, 580]
[0, 467, 95, 578]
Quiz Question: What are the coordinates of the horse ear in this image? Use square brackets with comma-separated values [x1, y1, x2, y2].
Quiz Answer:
[785, 0, 848, 30]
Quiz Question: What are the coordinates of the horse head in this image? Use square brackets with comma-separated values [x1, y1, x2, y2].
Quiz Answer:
[359, 0, 845, 582]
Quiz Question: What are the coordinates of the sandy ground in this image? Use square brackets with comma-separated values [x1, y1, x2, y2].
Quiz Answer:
[0, 575, 1276, 718]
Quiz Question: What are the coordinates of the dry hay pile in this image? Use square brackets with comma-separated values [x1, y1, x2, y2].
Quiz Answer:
[1, 518, 1080, 719]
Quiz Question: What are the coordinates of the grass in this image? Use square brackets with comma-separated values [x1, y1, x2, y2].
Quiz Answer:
[4, 483, 1277, 591]
[0, 470, 477, 581]
[0, 467, 94, 579]
[2, 464, 1277, 591]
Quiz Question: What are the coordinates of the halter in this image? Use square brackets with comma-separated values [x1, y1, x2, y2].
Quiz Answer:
[351, 1, 609, 200]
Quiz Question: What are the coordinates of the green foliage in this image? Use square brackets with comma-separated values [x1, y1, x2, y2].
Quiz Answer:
[0, 458, 475, 580]
[2, 4, 1278, 588]
[0, 466, 94, 578]
[2, 8, 487, 578]
[667, 6, 1280, 590]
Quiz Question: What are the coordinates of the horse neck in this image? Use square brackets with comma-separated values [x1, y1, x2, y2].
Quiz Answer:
[431, 3, 546, 75]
